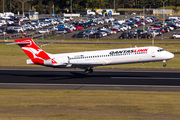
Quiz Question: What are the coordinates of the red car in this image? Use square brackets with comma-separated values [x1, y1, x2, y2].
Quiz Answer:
[74, 25, 83, 30]
[135, 21, 142, 26]
[111, 28, 118, 33]
[140, 19, 147, 23]
[151, 25, 162, 30]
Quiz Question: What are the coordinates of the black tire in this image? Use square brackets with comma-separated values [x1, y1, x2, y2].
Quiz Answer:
[163, 63, 167, 67]
[84, 70, 89, 74]
[89, 69, 93, 73]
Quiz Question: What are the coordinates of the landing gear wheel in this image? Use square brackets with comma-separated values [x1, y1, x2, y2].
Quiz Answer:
[84, 67, 93, 74]
[84, 69, 89, 74]
[163, 63, 167, 67]
[89, 68, 93, 73]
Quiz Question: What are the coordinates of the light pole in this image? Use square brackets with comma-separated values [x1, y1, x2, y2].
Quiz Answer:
[3, 0, 4, 13]
[160, 0, 168, 27]
[71, 0, 72, 16]
[10, 0, 12, 12]
[114, 0, 115, 12]
[52, 4, 54, 17]
[14, 0, 33, 18]
[134, 4, 154, 32]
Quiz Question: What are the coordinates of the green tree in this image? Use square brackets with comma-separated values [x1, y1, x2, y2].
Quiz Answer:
[36, 0, 43, 14]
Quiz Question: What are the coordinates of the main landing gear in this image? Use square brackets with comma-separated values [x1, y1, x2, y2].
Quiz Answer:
[84, 67, 93, 74]
[163, 60, 167, 67]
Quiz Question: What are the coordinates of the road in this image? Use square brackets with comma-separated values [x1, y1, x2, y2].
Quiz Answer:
[1, 68, 180, 91]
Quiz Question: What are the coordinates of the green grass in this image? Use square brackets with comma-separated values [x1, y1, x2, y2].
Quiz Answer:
[1, 41, 180, 69]
[0, 89, 180, 120]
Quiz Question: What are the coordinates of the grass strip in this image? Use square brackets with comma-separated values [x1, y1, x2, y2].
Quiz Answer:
[0, 89, 180, 120]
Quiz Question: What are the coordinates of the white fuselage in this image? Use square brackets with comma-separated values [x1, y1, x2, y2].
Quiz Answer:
[43, 46, 174, 68]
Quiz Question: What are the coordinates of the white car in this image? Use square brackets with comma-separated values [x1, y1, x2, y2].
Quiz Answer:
[61, 17, 69, 22]
[6, 19, 14, 24]
[108, 17, 115, 22]
[22, 17, 29, 21]
[65, 17, 73, 21]
[103, 18, 110, 23]
[0, 22, 3, 26]
[175, 22, 180, 27]
[100, 31, 107, 36]
[145, 18, 153, 23]
[172, 32, 180, 39]
[56, 29, 67, 34]
[169, 26, 174, 31]
[24, 25, 32, 30]
[14, 27, 24, 33]
[39, 22, 46, 27]
[36, 29, 49, 34]
[17, 17, 24, 22]
[69, 26, 76, 31]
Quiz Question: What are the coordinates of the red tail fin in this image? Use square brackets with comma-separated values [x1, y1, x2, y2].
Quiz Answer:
[14, 39, 51, 65]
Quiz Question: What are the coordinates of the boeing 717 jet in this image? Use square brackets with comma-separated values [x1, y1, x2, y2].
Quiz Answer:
[10, 39, 174, 73]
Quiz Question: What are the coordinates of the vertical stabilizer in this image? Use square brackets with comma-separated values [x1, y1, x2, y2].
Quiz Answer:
[14, 39, 53, 65]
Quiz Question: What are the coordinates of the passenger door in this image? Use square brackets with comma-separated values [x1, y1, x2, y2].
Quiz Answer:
[151, 51, 155, 57]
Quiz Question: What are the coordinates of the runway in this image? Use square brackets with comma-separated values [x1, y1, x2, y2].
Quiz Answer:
[1, 68, 180, 91]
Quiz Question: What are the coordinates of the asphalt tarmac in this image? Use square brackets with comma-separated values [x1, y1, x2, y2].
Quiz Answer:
[1, 68, 180, 91]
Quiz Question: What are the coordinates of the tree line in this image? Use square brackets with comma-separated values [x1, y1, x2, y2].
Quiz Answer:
[0, 0, 179, 14]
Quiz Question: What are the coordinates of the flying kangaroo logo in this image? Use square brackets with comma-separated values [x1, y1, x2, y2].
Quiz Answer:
[52, 59, 57, 64]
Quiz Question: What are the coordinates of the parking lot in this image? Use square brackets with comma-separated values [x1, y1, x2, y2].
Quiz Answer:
[0, 14, 179, 41]
[53, 16, 179, 40]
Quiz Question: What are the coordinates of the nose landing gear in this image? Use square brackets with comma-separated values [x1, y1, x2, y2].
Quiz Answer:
[163, 60, 167, 67]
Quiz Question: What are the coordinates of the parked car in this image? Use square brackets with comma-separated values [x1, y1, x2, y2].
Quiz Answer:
[57, 25, 65, 29]
[6, 29, 17, 34]
[75, 32, 87, 38]
[74, 25, 83, 30]
[13, 18, 20, 23]
[119, 32, 134, 39]
[36, 29, 49, 34]
[172, 32, 180, 39]
[88, 21, 97, 26]
[89, 32, 102, 38]
[56, 29, 68, 34]
[138, 33, 153, 38]
[159, 27, 170, 33]
[14, 27, 24, 33]
[64, 28, 73, 33]
[72, 33, 77, 38]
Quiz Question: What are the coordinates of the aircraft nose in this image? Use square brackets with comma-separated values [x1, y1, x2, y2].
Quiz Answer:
[167, 52, 174, 59]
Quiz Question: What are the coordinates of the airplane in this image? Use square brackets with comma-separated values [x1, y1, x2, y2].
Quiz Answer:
[10, 38, 174, 74]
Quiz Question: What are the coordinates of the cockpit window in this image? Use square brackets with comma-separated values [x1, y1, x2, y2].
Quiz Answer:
[157, 48, 164, 52]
